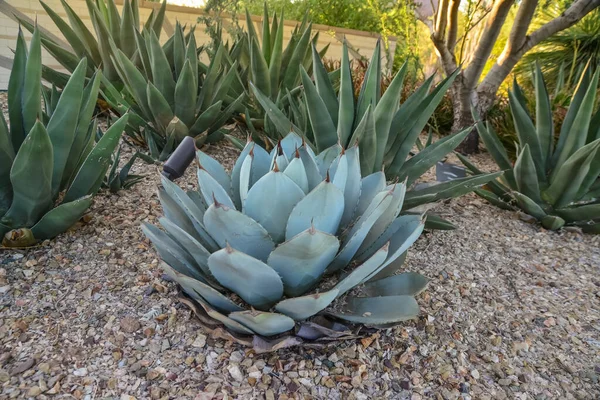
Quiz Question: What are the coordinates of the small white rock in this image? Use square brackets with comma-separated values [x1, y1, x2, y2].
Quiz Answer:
[227, 364, 243, 382]
[73, 367, 88, 377]
[192, 334, 207, 348]
[471, 369, 480, 379]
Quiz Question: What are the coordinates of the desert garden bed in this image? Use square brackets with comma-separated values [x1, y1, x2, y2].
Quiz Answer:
[0, 132, 598, 399]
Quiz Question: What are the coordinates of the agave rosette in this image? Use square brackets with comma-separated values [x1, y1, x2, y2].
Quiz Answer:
[143, 133, 428, 348]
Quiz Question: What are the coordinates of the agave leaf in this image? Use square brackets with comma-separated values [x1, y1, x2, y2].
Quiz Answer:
[30, 196, 93, 240]
[159, 217, 212, 277]
[229, 311, 295, 336]
[208, 246, 284, 310]
[280, 132, 304, 158]
[0, 116, 13, 215]
[250, 36, 271, 97]
[541, 215, 565, 230]
[268, 228, 339, 297]
[545, 140, 600, 208]
[405, 172, 503, 204]
[512, 191, 547, 219]
[513, 145, 542, 204]
[509, 89, 545, 180]
[373, 62, 407, 170]
[298, 144, 322, 190]
[329, 295, 419, 325]
[8, 27, 28, 150]
[1, 122, 53, 228]
[475, 189, 515, 210]
[334, 244, 389, 297]
[161, 176, 218, 251]
[331, 151, 348, 193]
[355, 213, 417, 263]
[472, 111, 513, 174]
[311, 44, 338, 125]
[64, 115, 128, 203]
[285, 180, 344, 239]
[174, 61, 197, 127]
[340, 146, 362, 226]
[160, 262, 241, 313]
[533, 63, 554, 162]
[315, 144, 342, 177]
[356, 172, 386, 216]
[204, 202, 275, 262]
[362, 272, 428, 297]
[275, 289, 339, 321]
[337, 41, 355, 147]
[22, 26, 43, 140]
[250, 83, 300, 137]
[188, 101, 223, 136]
[555, 203, 600, 223]
[159, 186, 204, 242]
[365, 217, 424, 282]
[245, 170, 305, 243]
[147, 31, 176, 105]
[282, 23, 312, 90]
[327, 189, 394, 272]
[197, 151, 232, 195]
[423, 214, 456, 230]
[141, 222, 207, 282]
[552, 69, 599, 175]
[194, 295, 254, 334]
[231, 141, 253, 209]
[147, 82, 174, 132]
[356, 183, 406, 255]
[284, 157, 309, 193]
[301, 67, 337, 152]
[355, 41, 381, 125]
[197, 167, 235, 209]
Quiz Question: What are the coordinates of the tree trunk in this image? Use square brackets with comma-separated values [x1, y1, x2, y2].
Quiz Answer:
[450, 75, 479, 154]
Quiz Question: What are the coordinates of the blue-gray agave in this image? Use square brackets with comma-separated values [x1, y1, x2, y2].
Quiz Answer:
[142, 133, 428, 348]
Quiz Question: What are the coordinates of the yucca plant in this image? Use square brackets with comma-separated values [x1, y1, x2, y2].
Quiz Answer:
[459, 64, 600, 233]
[108, 23, 246, 159]
[20, 0, 166, 88]
[142, 132, 428, 350]
[252, 41, 499, 229]
[0, 27, 128, 247]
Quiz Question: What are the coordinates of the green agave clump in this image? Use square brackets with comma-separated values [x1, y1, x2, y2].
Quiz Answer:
[21, 0, 166, 87]
[0, 27, 128, 247]
[226, 5, 325, 140]
[252, 42, 499, 229]
[143, 132, 428, 349]
[460, 64, 600, 233]
[108, 23, 246, 159]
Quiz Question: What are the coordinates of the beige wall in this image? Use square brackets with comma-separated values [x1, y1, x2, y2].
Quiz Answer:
[0, 0, 396, 90]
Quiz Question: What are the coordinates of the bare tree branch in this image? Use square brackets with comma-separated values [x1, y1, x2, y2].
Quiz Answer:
[446, 0, 461, 52]
[480, 0, 600, 94]
[503, 0, 539, 56]
[463, 0, 515, 90]
[434, 0, 450, 42]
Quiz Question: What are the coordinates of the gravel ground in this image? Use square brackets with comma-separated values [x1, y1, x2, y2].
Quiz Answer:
[0, 120, 599, 399]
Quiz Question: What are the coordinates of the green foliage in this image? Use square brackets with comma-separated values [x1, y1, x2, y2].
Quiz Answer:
[20, 0, 167, 88]
[461, 64, 600, 233]
[0, 27, 127, 247]
[102, 146, 148, 193]
[105, 23, 245, 160]
[517, 6, 600, 90]
[143, 132, 428, 345]
[251, 41, 499, 228]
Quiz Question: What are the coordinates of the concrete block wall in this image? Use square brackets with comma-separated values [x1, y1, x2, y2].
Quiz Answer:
[0, 0, 396, 89]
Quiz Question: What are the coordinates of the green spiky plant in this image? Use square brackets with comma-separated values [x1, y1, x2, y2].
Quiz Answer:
[20, 0, 166, 88]
[459, 64, 600, 233]
[107, 23, 246, 160]
[251, 41, 499, 229]
[102, 147, 145, 193]
[0, 27, 129, 247]
[224, 5, 326, 142]
[142, 132, 428, 350]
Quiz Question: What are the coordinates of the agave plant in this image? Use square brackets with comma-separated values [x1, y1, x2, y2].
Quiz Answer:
[20, 0, 166, 88]
[108, 23, 246, 159]
[251, 41, 499, 229]
[222, 5, 326, 141]
[0, 27, 128, 247]
[142, 132, 428, 350]
[102, 147, 146, 193]
[459, 64, 600, 233]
